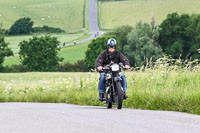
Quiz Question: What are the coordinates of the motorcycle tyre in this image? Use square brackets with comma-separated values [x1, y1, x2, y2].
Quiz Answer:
[115, 82, 123, 109]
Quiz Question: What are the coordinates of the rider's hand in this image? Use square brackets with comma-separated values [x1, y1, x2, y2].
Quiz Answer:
[97, 66, 103, 71]
[125, 65, 130, 70]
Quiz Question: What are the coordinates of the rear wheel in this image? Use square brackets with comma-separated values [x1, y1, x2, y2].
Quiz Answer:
[115, 82, 123, 109]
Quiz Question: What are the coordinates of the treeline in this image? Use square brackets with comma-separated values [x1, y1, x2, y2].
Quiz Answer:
[2, 17, 65, 35]
[0, 12, 200, 72]
[85, 13, 200, 68]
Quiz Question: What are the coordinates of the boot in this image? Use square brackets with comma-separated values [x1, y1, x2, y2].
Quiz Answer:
[98, 93, 104, 101]
[124, 92, 128, 99]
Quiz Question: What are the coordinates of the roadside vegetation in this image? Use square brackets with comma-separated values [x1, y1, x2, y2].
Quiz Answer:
[0, 59, 199, 115]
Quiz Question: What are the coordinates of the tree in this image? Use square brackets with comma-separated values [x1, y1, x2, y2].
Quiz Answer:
[158, 13, 192, 58]
[19, 35, 63, 71]
[85, 34, 118, 69]
[124, 21, 163, 66]
[9, 17, 34, 35]
[189, 14, 200, 59]
[108, 25, 132, 53]
[0, 29, 13, 71]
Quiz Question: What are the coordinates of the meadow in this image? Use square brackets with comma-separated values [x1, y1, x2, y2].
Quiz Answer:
[3, 40, 91, 66]
[0, 0, 85, 32]
[0, 64, 200, 115]
[5, 33, 90, 54]
[99, 0, 200, 29]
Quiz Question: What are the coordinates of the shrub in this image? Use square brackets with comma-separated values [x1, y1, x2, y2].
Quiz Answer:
[57, 60, 89, 72]
[32, 25, 65, 33]
[9, 17, 34, 35]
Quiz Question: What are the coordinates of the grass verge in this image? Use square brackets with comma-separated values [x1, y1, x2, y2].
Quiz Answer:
[0, 67, 200, 115]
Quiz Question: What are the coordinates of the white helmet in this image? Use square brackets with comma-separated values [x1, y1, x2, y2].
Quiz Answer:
[107, 38, 117, 47]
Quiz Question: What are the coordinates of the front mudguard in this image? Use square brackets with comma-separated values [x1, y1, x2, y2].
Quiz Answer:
[114, 77, 122, 82]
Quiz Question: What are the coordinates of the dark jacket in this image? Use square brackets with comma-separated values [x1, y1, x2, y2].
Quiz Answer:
[94, 49, 130, 68]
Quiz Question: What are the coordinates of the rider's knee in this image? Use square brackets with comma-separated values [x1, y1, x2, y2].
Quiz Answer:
[99, 73, 105, 81]
[120, 72, 126, 78]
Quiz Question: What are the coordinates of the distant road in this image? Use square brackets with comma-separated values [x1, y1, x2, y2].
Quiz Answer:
[0, 103, 200, 133]
[63, 0, 103, 47]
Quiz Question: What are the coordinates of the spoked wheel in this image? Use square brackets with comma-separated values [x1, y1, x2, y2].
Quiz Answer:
[114, 82, 123, 109]
[106, 92, 112, 109]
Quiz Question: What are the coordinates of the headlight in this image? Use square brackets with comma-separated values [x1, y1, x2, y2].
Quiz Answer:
[111, 64, 119, 71]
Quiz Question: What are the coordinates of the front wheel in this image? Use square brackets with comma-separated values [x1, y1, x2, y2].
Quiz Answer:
[114, 82, 123, 109]
[107, 102, 112, 109]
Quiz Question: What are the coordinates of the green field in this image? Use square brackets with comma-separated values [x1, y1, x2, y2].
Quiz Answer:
[99, 0, 200, 29]
[0, 0, 85, 32]
[59, 41, 91, 64]
[3, 40, 91, 66]
[5, 33, 90, 54]
[0, 66, 200, 114]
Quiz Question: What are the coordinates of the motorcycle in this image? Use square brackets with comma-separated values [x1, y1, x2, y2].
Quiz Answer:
[102, 62, 125, 109]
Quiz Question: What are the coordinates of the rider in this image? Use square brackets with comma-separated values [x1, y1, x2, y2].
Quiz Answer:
[94, 38, 130, 101]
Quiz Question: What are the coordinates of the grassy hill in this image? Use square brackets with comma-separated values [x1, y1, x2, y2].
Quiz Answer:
[0, 0, 85, 32]
[99, 0, 200, 29]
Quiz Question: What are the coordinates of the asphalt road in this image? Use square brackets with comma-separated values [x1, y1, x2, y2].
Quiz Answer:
[0, 103, 200, 133]
[64, 0, 103, 47]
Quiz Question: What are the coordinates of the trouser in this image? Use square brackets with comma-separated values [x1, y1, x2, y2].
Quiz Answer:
[98, 72, 127, 93]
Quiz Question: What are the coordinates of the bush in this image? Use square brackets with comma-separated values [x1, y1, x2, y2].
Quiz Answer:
[9, 17, 34, 35]
[32, 25, 65, 33]
[3, 64, 29, 73]
[57, 60, 89, 72]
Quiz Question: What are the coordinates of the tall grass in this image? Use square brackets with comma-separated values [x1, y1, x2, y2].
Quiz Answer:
[0, 59, 200, 114]
[99, 0, 200, 29]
